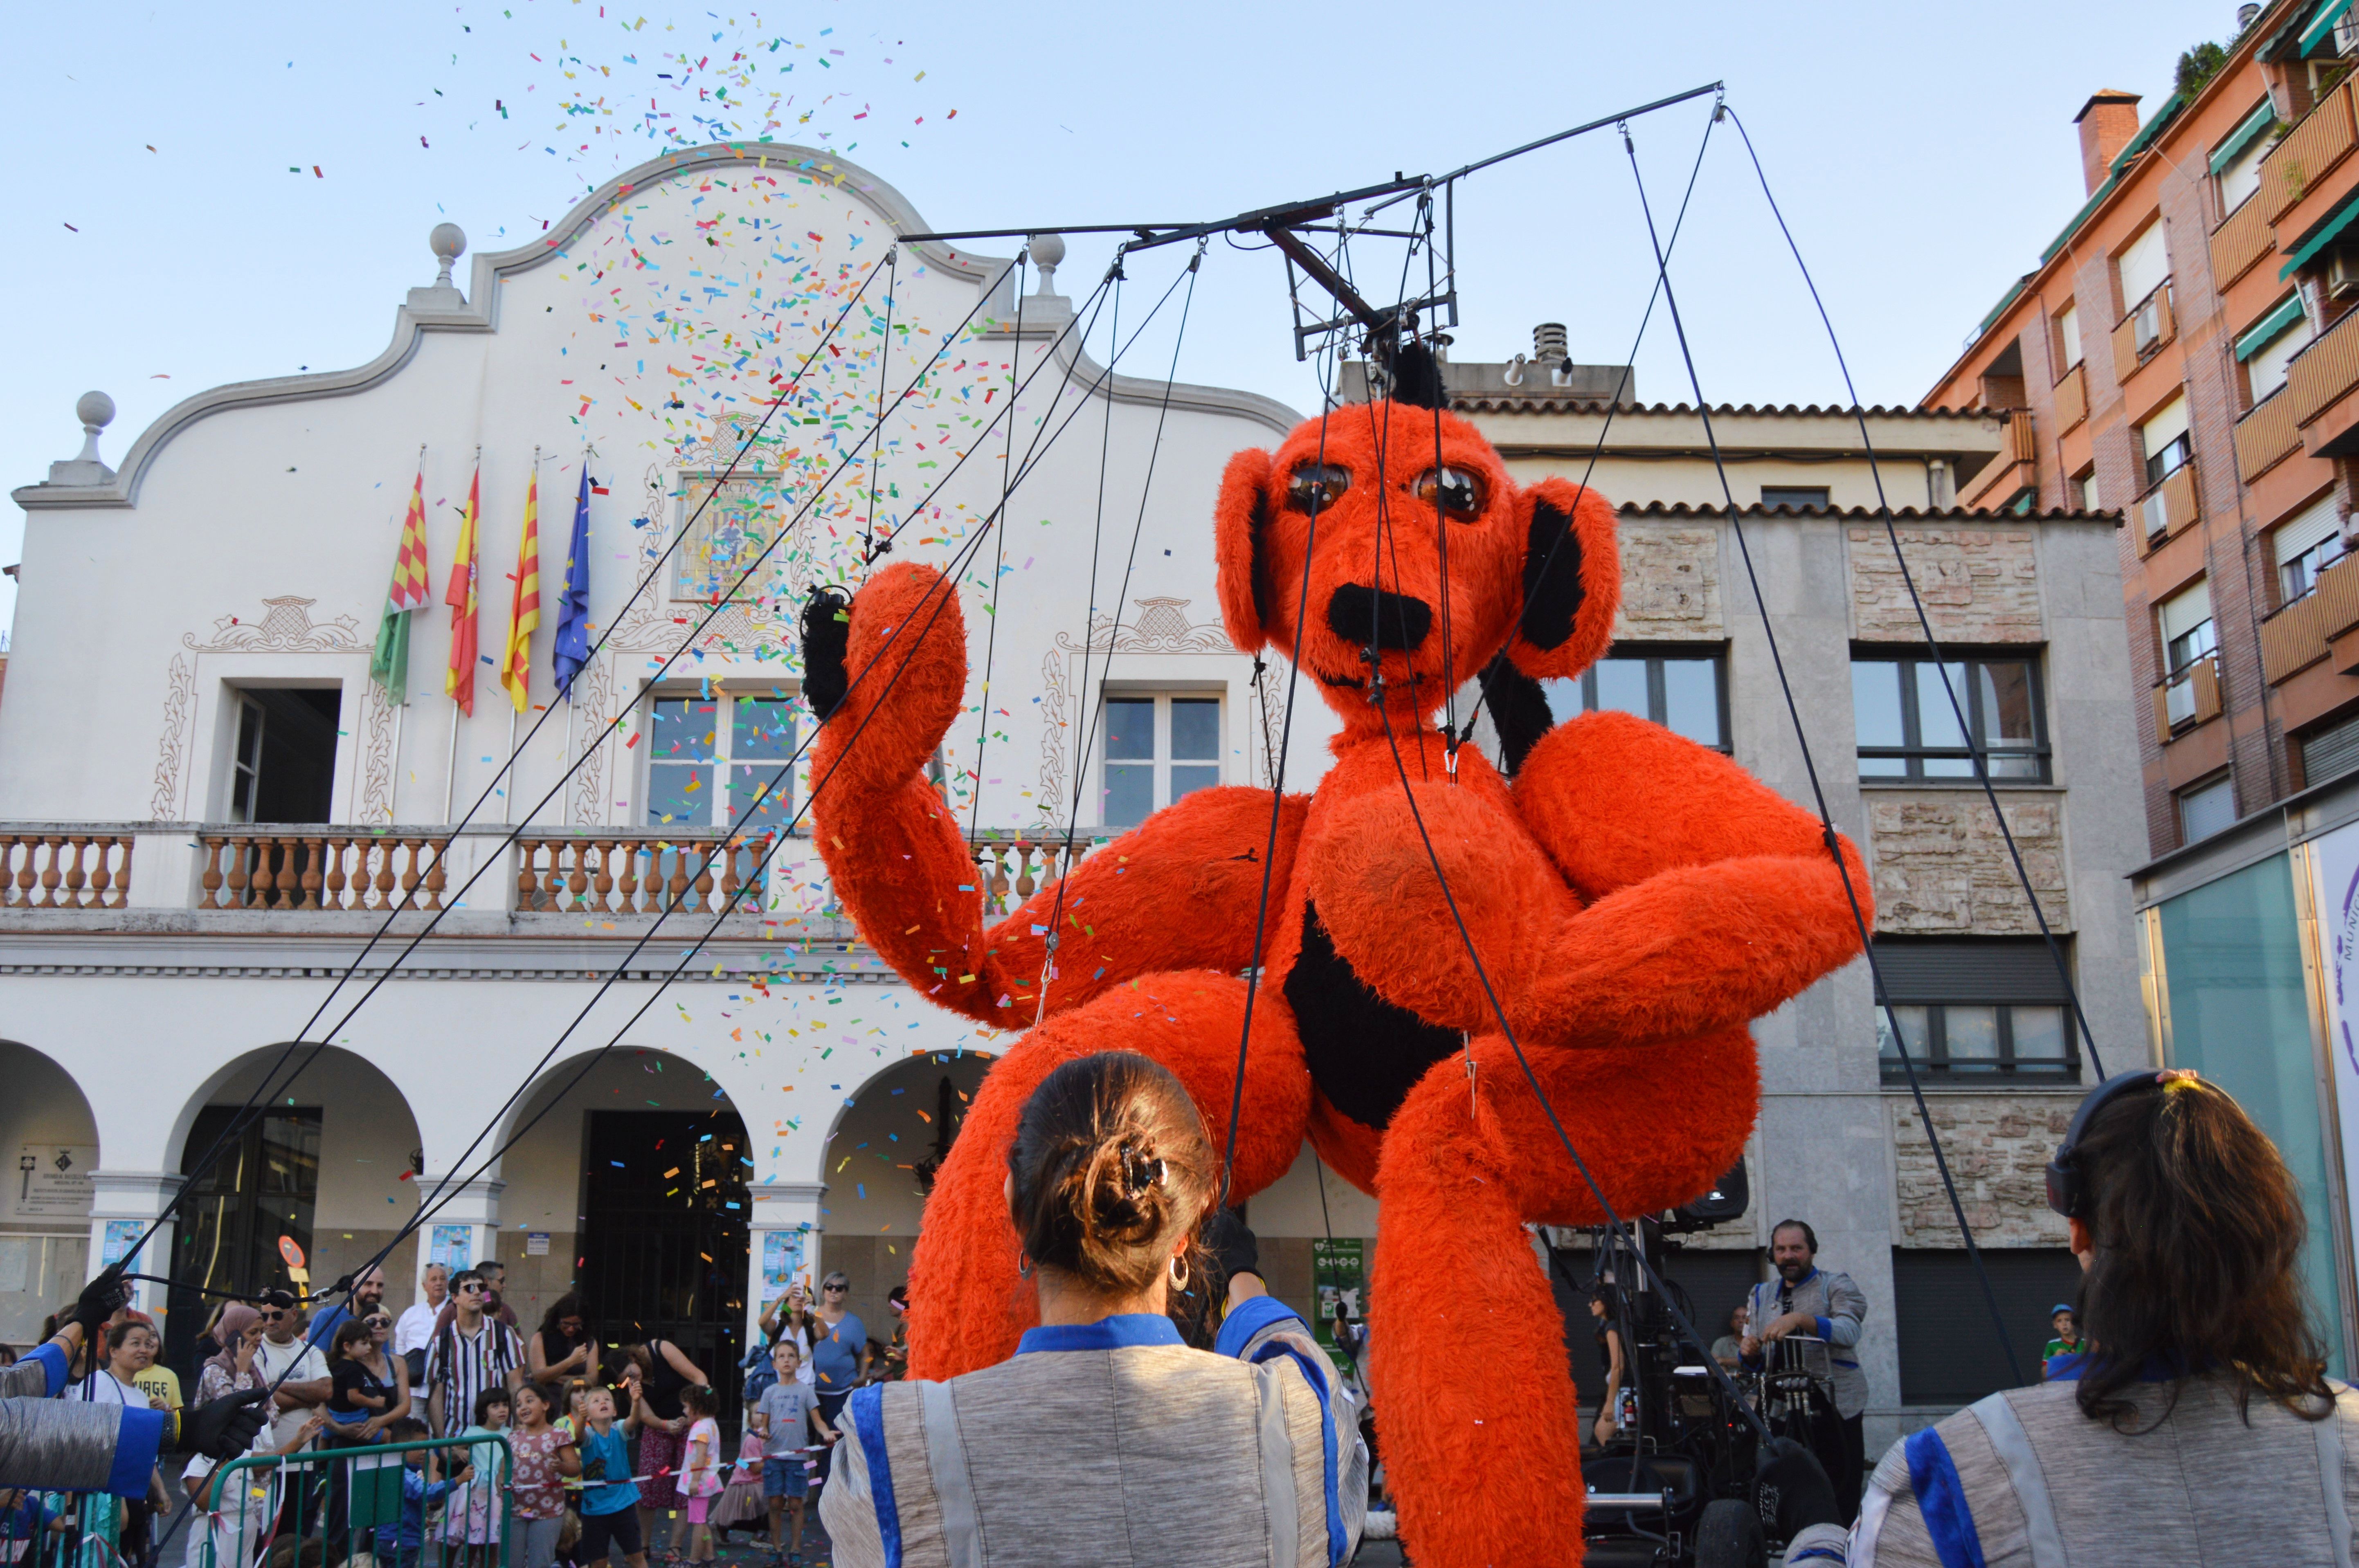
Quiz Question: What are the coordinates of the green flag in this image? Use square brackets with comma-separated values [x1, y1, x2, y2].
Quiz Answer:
[370, 603, 411, 705]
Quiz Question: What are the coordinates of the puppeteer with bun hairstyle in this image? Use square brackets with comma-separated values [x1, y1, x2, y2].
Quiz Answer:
[818, 1052, 1367, 1568]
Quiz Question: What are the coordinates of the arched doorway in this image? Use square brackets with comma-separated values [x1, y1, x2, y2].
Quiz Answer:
[164, 1044, 424, 1374]
[0, 1040, 101, 1346]
[504, 1049, 751, 1422]
[820, 1050, 995, 1337]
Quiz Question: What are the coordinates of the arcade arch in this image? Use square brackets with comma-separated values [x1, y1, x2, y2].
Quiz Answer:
[0, 1040, 101, 1343]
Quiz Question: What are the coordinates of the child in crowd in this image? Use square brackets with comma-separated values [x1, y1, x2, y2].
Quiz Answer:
[0, 1488, 71, 1566]
[443, 1386, 510, 1566]
[749, 1341, 836, 1567]
[702, 1420, 767, 1546]
[571, 1386, 646, 1568]
[507, 1383, 580, 1568]
[371, 1417, 466, 1568]
[182, 1410, 327, 1568]
[672, 1386, 723, 1568]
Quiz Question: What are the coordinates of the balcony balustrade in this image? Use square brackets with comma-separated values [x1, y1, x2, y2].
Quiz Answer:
[199, 830, 448, 912]
[2152, 651, 2224, 744]
[0, 831, 133, 909]
[2235, 388, 2303, 480]
[2259, 547, 2359, 682]
[515, 831, 772, 915]
[2211, 191, 2276, 288]
[2134, 460, 2199, 544]
[2053, 361, 2087, 432]
[2111, 283, 2175, 384]
[2268, 78, 2357, 222]
[2291, 303, 2359, 430]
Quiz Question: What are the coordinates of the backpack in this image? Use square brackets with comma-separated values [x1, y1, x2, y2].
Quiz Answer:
[740, 1339, 778, 1405]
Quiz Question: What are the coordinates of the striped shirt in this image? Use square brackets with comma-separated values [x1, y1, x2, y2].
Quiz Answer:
[422, 1319, 522, 1436]
[819, 1298, 1366, 1568]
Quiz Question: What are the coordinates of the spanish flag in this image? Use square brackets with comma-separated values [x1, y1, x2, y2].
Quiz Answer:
[445, 467, 481, 716]
[501, 470, 542, 713]
[369, 463, 432, 704]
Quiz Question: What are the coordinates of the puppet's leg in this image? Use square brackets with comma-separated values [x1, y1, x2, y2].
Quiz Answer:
[903, 970, 1310, 1380]
[1371, 1025, 1756, 1568]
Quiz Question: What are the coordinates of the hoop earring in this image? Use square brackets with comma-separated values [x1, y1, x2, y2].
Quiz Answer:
[1016, 1250, 1033, 1280]
[1169, 1255, 1189, 1290]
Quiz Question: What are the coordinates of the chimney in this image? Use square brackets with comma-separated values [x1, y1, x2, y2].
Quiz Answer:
[2075, 91, 2143, 195]
[1532, 322, 1570, 363]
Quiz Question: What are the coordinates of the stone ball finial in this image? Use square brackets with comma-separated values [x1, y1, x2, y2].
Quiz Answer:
[430, 222, 467, 289]
[76, 391, 115, 432]
[1028, 232, 1065, 295]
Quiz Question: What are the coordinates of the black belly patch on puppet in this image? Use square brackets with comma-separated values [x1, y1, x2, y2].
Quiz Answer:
[1286, 900, 1464, 1130]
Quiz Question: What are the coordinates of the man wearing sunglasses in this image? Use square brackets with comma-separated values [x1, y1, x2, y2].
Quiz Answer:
[252, 1291, 332, 1452]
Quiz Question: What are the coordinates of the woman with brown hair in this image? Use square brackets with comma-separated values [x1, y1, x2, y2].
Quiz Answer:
[1783, 1068, 2359, 1566]
[819, 1051, 1367, 1567]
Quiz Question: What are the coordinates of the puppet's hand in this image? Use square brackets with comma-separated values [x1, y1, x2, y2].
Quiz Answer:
[805, 564, 969, 799]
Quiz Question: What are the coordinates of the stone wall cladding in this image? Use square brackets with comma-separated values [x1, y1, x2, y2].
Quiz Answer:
[1616, 525, 1723, 641]
[1850, 527, 2043, 644]
[1890, 1095, 2073, 1247]
[1867, 792, 2070, 934]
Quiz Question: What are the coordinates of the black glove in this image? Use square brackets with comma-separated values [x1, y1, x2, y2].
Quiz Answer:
[800, 587, 852, 721]
[1756, 1436, 1843, 1537]
[1201, 1208, 1260, 1285]
[183, 1388, 272, 1460]
[71, 1267, 128, 1338]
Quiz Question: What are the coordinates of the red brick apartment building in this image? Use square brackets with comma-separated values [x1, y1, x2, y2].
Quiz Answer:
[1924, 0, 2359, 856]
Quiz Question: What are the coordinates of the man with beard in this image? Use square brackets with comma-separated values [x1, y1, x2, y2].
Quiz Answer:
[1741, 1219, 1868, 1517]
[303, 1265, 386, 1351]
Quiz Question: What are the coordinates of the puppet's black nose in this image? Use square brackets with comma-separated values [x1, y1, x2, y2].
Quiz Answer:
[1328, 584, 1432, 651]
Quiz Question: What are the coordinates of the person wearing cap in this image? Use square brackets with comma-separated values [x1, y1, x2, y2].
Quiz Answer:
[0, 1269, 271, 1495]
[2040, 1304, 2082, 1380]
[1768, 1068, 2359, 1566]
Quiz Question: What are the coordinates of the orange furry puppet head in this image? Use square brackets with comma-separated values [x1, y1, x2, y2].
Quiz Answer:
[1210, 350, 1620, 736]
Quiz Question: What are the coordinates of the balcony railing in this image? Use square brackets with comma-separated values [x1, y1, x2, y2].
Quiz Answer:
[0, 830, 133, 910]
[199, 830, 450, 912]
[2135, 459, 2199, 543]
[2291, 303, 2359, 429]
[2112, 282, 2176, 383]
[2236, 387, 2303, 480]
[2053, 361, 2087, 432]
[2269, 78, 2358, 222]
[2259, 546, 2359, 682]
[515, 831, 773, 915]
[2211, 191, 2277, 288]
[2152, 651, 2224, 743]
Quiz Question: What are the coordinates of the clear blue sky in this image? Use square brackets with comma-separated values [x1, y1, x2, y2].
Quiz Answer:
[4, 0, 2231, 635]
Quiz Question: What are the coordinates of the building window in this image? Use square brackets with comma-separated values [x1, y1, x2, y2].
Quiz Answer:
[1543, 649, 1727, 751]
[2240, 294, 2314, 404]
[1759, 485, 1831, 511]
[1852, 653, 2048, 781]
[2303, 710, 2359, 789]
[2139, 397, 2192, 491]
[1100, 694, 1221, 828]
[2116, 219, 2170, 322]
[2179, 773, 2237, 841]
[2073, 468, 2100, 511]
[227, 687, 342, 824]
[2212, 101, 2279, 215]
[1873, 938, 2079, 1085]
[645, 693, 798, 831]
[2053, 301, 2082, 371]
[2275, 495, 2346, 602]
[166, 1104, 322, 1373]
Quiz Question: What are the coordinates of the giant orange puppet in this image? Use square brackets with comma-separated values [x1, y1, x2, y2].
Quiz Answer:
[799, 350, 1869, 1567]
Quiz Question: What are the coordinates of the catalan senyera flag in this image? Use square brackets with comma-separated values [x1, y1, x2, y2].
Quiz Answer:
[369, 464, 433, 703]
[500, 469, 542, 713]
[445, 467, 482, 716]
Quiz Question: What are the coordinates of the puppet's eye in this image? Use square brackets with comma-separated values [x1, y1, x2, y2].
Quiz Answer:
[1286, 463, 1351, 512]
[1415, 467, 1484, 519]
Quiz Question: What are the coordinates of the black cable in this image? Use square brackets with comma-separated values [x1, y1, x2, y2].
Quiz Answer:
[859, 246, 902, 575]
[123, 253, 905, 1278]
[965, 251, 1030, 840]
[1720, 103, 2104, 1079]
[1619, 121, 2024, 1385]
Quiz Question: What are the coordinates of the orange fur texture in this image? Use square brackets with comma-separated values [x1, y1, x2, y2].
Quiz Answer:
[808, 395, 1869, 1568]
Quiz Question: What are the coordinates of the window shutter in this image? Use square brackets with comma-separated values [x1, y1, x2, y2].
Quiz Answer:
[2139, 394, 2191, 458]
[2304, 712, 2359, 788]
[2276, 496, 2343, 566]
[1871, 939, 2074, 1004]
[2158, 579, 2213, 643]
[2118, 221, 2171, 308]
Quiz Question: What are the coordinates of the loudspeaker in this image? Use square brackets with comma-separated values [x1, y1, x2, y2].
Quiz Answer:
[1671, 1160, 1748, 1228]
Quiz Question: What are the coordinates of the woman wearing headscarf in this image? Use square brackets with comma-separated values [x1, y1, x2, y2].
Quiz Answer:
[820, 1051, 1367, 1568]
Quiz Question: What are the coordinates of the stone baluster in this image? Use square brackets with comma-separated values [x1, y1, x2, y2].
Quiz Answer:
[40, 835, 66, 908]
[322, 839, 350, 910]
[693, 846, 716, 914]
[298, 837, 325, 910]
[664, 846, 691, 913]
[87, 837, 117, 909]
[590, 841, 616, 913]
[1012, 840, 1040, 904]
[275, 836, 304, 910]
[397, 839, 424, 909]
[566, 839, 591, 910]
[423, 840, 447, 911]
[618, 840, 643, 914]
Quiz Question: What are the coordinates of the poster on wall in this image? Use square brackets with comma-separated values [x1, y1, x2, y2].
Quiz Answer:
[428, 1225, 473, 1271]
[761, 1229, 807, 1298]
[2304, 821, 2359, 1287]
[1311, 1238, 1365, 1374]
[100, 1220, 142, 1268]
[12, 1146, 97, 1221]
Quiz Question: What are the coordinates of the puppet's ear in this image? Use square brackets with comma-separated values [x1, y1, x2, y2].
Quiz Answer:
[1213, 446, 1276, 656]
[1502, 478, 1620, 682]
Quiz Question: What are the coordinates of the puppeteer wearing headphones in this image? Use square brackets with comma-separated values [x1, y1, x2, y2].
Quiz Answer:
[1741, 1217, 1870, 1518]
[1777, 1069, 2359, 1568]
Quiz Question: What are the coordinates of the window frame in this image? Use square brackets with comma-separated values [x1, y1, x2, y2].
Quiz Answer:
[670, 468, 794, 603]
[1851, 648, 2052, 784]
[2178, 772, 2238, 842]
[1095, 690, 1225, 830]
[1758, 485, 1833, 512]
[1871, 937, 2082, 1088]
[1877, 1002, 2081, 1085]
[1545, 645, 1731, 753]
[641, 687, 802, 832]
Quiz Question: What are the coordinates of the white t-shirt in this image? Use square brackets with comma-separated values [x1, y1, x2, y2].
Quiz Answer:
[183, 1451, 277, 1568]
[73, 1371, 144, 1406]
[393, 1300, 442, 1358]
[253, 1336, 328, 1451]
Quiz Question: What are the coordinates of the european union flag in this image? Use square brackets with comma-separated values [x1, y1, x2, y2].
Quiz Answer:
[553, 465, 594, 699]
